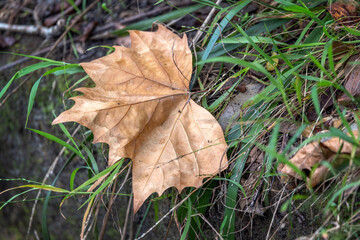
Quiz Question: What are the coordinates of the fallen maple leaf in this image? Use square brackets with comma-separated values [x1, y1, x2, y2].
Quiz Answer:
[53, 25, 228, 212]
[279, 130, 359, 188]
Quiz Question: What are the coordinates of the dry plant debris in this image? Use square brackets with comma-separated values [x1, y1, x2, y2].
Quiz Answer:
[338, 55, 360, 105]
[53, 25, 228, 212]
[279, 130, 359, 188]
[327, 0, 360, 23]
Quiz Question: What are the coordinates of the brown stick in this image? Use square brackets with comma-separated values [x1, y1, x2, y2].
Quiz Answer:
[98, 166, 131, 240]
[98, 177, 119, 240]
[0, 21, 64, 37]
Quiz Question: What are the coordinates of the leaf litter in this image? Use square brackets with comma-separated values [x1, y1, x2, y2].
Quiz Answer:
[279, 128, 359, 188]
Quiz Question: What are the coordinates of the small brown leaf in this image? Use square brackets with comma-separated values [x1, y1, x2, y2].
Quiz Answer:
[53, 25, 228, 212]
[338, 55, 360, 105]
[327, 1, 359, 25]
[279, 130, 359, 187]
[327, 3, 350, 21]
[338, 0, 360, 15]
[332, 41, 354, 62]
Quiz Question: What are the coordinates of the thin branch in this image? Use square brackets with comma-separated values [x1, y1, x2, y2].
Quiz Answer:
[265, 187, 285, 240]
[99, 166, 131, 240]
[122, 192, 133, 240]
[0, 20, 64, 38]
[191, 0, 222, 46]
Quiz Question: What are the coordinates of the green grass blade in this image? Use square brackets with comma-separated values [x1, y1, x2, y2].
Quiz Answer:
[135, 201, 152, 238]
[329, 127, 360, 148]
[311, 85, 321, 118]
[266, 124, 280, 175]
[81, 144, 99, 174]
[28, 128, 84, 160]
[25, 77, 42, 128]
[79, 159, 124, 208]
[213, 177, 246, 196]
[55, 121, 82, 153]
[0, 52, 66, 64]
[70, 168, 81, 191]
[180, 198, 192, 240]
[0, 72, 19, 100]
[6, 184, 69, 193]
[200, 56, 274, 82]
[0, 188, 35, 210]
[43, 64, 83, 76]
[72, 160, 122, 193]
[221, 36, 287, 45]
[0, 62, 59, 100]
[199, 19, 289, 60]
[207, 80, 239, 112]
[325, 180, 360, 211]
[283, 124, 307, 154]
[191, 0, 251, 89]
[113, 4, 203, 35]
[222, 151, 249, 240]
[344, 26, 360, 36]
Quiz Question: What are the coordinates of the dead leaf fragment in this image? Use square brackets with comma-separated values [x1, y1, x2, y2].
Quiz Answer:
[332, 41, 353, 61]
[327, 1, 359, 24]
[280, 130, 359, 187]
[328, 3, 350, 21]
[53, 25, 228, 212]
[338, 55, 360, 105]
[337, 0, 360, 15]
[266, 52, 279, 72]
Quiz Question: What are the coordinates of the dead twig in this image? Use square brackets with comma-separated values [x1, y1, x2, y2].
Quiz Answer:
[266, 186, 285, 240]
[191, 0, 222, 46]
[0, 20, 64, 37]
[122, 193, 133, 240]
[99, 166, 131, 240]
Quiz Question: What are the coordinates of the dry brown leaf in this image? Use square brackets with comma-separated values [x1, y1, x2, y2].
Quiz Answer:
[337, 0, 360, 15]
[52, 25, 228, 212]
[338, 55, 360, 105]
[327, 1, 360, 25]
[332, 41, 354, 61]
[328, 3, 351, 21]
[280, 131, 359, 187]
